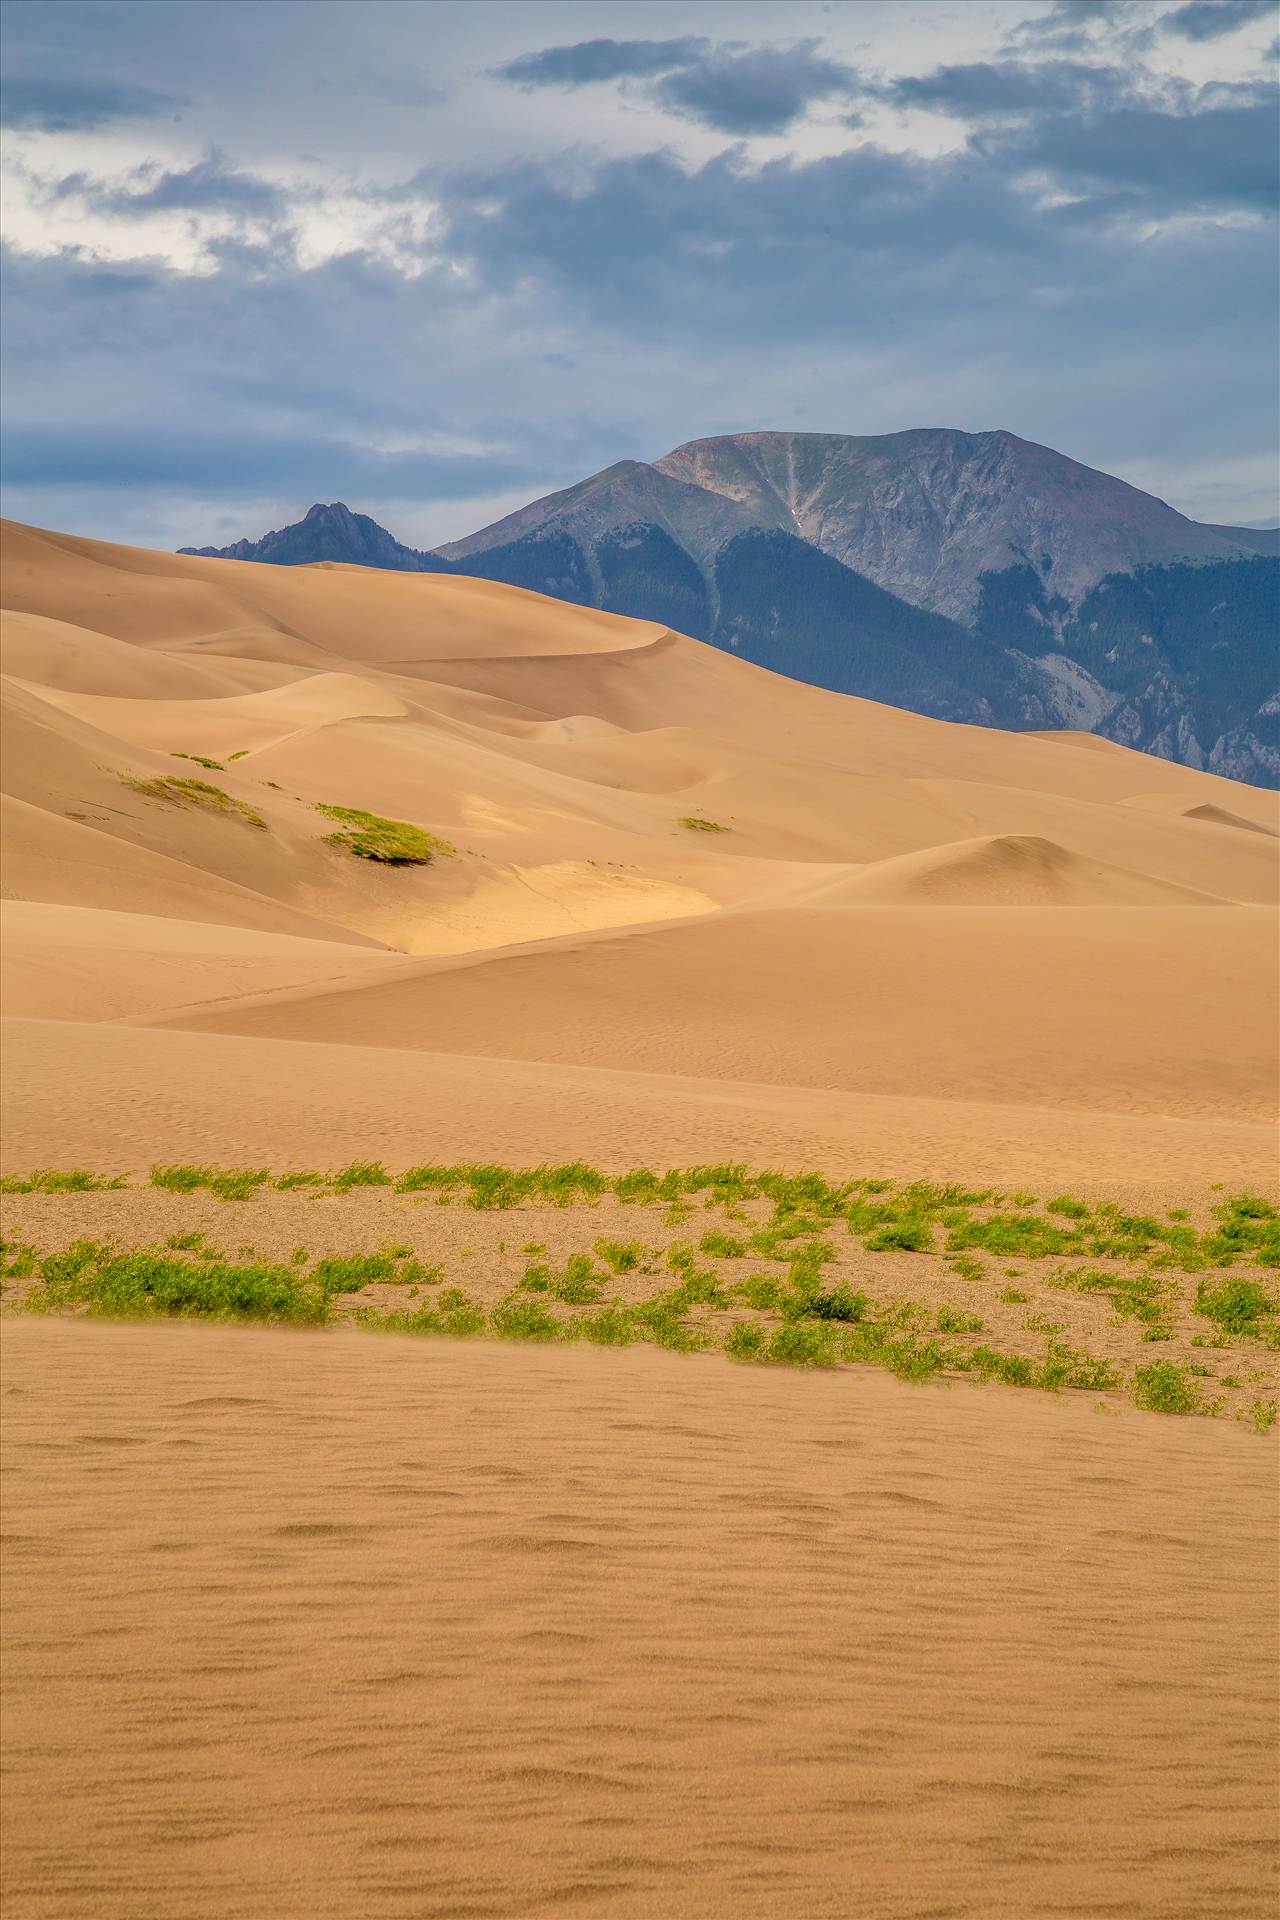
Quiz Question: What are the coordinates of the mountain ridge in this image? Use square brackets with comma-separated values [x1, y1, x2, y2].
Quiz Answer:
[180, 427, 1280, 785]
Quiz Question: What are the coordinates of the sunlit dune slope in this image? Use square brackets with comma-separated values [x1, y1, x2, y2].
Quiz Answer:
[2, 513, 1276, 1175]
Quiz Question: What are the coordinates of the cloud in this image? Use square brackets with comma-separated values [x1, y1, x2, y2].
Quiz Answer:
[41, 152, 286, 226]
[53, 150, 286, 220]
[1010, 0, 1130, 51]
[494, 34, 857, 134]
[0, 73, 183, 130]
[2, 2, 1277, 543]
[1162, 0, 1275, 41]
[888, 59, 1127, 117]
[1, 417, 540, 501]
[984, 97, 1278, 211]
[494, 37, 709, 87]
[654, 41, 859, 135]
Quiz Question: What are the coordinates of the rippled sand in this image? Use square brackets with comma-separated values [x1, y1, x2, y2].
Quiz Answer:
[3, 1317, 1275, 1919]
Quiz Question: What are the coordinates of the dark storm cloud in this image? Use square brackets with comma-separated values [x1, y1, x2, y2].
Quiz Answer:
[1162, 0, 1275, 41]
[0, 73, 184, 130]
[495, 35, 858, 134]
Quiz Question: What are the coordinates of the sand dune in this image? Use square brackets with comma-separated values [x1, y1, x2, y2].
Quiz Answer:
[803, 832, 1227, 906]
[158, 902, 1274, 1120]
[1, 514, 1276, 1179]
[1, 901, 401, 1023]
[1120, 789, 1280, 836]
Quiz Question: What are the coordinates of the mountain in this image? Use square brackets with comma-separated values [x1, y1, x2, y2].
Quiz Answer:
[182, 429, 1280, 784]
[648, 429, 1274, 621]
[181, 500, 450, 572]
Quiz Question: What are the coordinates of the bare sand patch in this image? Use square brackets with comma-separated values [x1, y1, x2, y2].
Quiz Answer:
[2, 1317, 1275, 1920]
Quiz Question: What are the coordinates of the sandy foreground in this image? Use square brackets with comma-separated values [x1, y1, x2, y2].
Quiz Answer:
[3, 1316, 1276, 1920]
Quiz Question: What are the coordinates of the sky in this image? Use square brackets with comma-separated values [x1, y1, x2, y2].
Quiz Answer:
[2, 0, 1277, 552]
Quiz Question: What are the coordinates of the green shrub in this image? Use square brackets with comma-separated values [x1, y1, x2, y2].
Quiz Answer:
[678, 815, 728, 832]
[865, 1218, 932, 1253]
[788, 1283, 869, 1324]
[936, 1304, 983, 1334]
[310, 1253, 397, 1294]
[29, 1241, 327, 1324]
[1039, 1342, 1118, 1392]
[738, 1274, 783, 1311]
[1133, 1360, 1201, 1415]
[948, 1215, 1078, 1259]
[315, 803, 453, 865]
[573, 1306, 637, 1347]
[699, 1229, 748, 1258]
[724, 1322, 766, 1361]
[1194, 1275, 1277, 1339]
[965, 1345, 1038, 1388]
[492, 1294, 562, 1342]
[594, 1238, 645, 1273]
[766, 1323, 836, 1367]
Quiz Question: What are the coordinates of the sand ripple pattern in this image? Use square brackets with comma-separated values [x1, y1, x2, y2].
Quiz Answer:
[2, 1318, 1276, 1919]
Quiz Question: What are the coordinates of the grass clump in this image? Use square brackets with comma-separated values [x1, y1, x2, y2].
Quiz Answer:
[738, 1274, 783, 1311]
[1049, 1265, 1174, 1338]
[123, 773, 266, 829]
[331, 1159, 392, 1191]
[28, 1240, 327, 1324]
[492, 1294, 564, 1342]
[172, 752, 225, 770]
[1133, 1359, 1201, 1416]
[699, 1229, 748, 1259]
[937, 1303, 983, 1334]
[0, 1168, 127, 1194]
[314, 804, 453, 865]
[150, 1164, 271, 1201]
[725, 1322, 766, 1361]
[764, 1323, 837, 1367]
[864, 1218, 932, 1254]
[1193, 1274, 1277, 1340]
[522, 1253, 603, 1304]
[678, 815, 728, 833]
[310, 1253, 397, 1294]
[593, 1238, 645, 1273]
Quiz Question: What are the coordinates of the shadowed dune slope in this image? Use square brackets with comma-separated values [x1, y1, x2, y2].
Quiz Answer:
[2, 515, 1276, 1177]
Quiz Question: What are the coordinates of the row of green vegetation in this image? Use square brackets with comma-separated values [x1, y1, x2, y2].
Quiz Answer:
[6, 1161, 1276, 1274]
[3, 1231, 1272, 1430]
